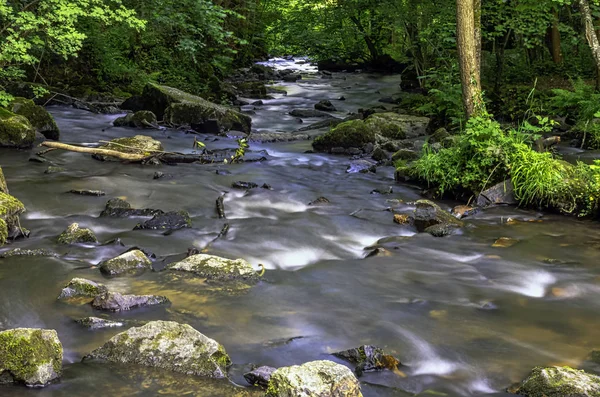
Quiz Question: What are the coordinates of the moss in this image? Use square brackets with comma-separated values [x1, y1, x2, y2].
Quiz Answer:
[99, 250, 152, 276]
[0, 192, 26, 219]
[103, 135, 163, 154]
[0, 109, 35, 148]
[0, 166, 8, 194]
[57, 223, 98, 245]
[0, 218, 7, 246]
[514, 366, 600, 397]
[0, 329, 62, 386]
[312, 120, 375, 152]
[366, 113, 408, 140]
[9, 98, 59, 140]
[57, 278, 107, 300]
[168, 254, 259, 283]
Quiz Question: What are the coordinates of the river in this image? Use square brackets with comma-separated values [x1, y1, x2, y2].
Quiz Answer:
[1, 59, 600, 396]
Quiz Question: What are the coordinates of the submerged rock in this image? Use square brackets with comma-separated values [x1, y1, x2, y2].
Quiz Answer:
[477, 179, 517, 207]
[91, 292, 169, 312]
[333, 345, 401, 376]
[99, 198, 164, 218]
[9, 98, 60, 140]
[290, 109, 335, 118]
[98, 250, 152, 276]
[57, 223, 98, 244]
[315, 100, 337, 112]
[0, 328, 63, 387]
[510, 366, 600, 396]
[232, 181, 259, 190]
[168, 254, 259, 283]
[68, 189, 106, 196]
[346, 160, 376, 174]
[308, 197, 330, 206]
[86, 321, 231, 378]
[0, 248, 58, 258]
[413, 200, 463, 234]
[57, 278, 108, 301]
[0, 108, 35, 148]
[75, 317, 124, 330]
[266, 360, 362, 397]
[424, 223, 461, 237]
[244, 366, 277, 388]
[133, 210, 192, 231]
[113, 111, 157, 128]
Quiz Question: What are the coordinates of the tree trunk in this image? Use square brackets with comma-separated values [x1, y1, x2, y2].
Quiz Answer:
[349, 15, 380, 62]
[456, 0, 484, 118]
[473, 0, 482, 74]
[579, 0, 600, 90]
[549, 9, 563, 64]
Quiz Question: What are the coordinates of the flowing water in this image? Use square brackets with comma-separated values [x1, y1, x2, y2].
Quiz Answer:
[1, 59, 600, 396]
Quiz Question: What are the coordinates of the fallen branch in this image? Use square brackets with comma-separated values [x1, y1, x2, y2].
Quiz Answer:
[40, 141, 150, 162]
[216, 194, 226, 219]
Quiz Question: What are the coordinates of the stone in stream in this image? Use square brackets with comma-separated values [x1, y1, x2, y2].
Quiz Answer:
[0, 189, 26, 247]
[0, 108, 36, 148]
[265, 360, 362, 397]
[94, 135, 163, 161]
[346, 160, 376, 174]
[133, 210, 192, 231]
[391, 148, 419, 162]
[371, 146, 389, 162]
[308, 197, 330, 206]
[289, 109, 335, 118]
[315, 100, 337, 112]
[99, 198, 164, 218]
[44, 166, 65, 174]
[68, 189, 106, 196]
[413, 200, 463, 236]
[57, 278, 108, 301]
[451, 205, 478, 219]
[91, 292, 170, 312]
[476, 179, 517, 207]
[244, 366, 277, 388]
[509, 366, 600, 396]
[9, 98, 60, 141]
[297, 118, 345, 132]
[98, 249, 152, 276]
[85, 321, 231, 378]
[393, 214, 413, 225]
[333, 345, 402, 376]
[232, 181, 259, 190]
[0, 248, 58, 258]
[0, 328, 63, 387]
[167, 254, 259, 283]
[75, 317, 124, 330]
[57, 223, 98, 244]
[113, 110, 158, 128]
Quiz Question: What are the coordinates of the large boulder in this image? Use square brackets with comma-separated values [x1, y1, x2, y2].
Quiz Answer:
[167, 254, 259, 283]
[99, 250, 152, 276]
[9, 98, 60, 140]
[91, 292, 169, 312]
[510, 366, 600, 396]
[0, 191, 26, 246]
[413, 200, 463, 236]
[266, 360, 362, 397]
[57, 223, 97, 245]
[126, 83, 251, 133]
[0, 328, 63, 387]
[57, 278, 108, 301]
[86, 321, 231, 378]
[0, 108, 35, 148]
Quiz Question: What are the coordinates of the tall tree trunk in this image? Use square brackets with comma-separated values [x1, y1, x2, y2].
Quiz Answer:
[349, 15, 380, 62]
[473, 0, 482, 74]
[579, 0, 600, 90]
[549, 9, 563, 63]
[456, 0, 484, 118]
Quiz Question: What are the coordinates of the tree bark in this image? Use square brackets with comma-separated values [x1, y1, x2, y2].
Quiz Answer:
[456, 0, 484, 118]
[549, 9, 563, 64]
[579, 0, 600, 90]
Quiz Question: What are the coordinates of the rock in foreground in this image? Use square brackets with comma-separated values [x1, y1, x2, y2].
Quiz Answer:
[266, 360, 362, 397]
[9, 97, 60, 140]
[333, 345, 401, 376]
[168, 254, 259, 283]
[0, 328, 63, 387]
[91, 292, 169, 312]
[86, 321, 231, 378]
[510, 366, 600, 397]
[57, 278, 107, 301]
[99, 250, 152, 276]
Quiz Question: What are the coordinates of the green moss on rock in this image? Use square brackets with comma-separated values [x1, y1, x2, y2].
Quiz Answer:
[0, 218, 7, 246]
[57, 223, 98, 245]
[9, 98, 60, 140]
[99, 250, 152, 276]
[57, 277, 108, 301]
[312, 120, 375, 152]
[86, 321, 231, 378]
[102, 135, 163, 155]
[413, 200, 463, 234]
[0, 108, 35, 148]
[113, 111, 158, 128]
[0, 328, 63, 387]
[266, 360, 363, 397]
[0, 166, 8, 194]
[167, 254, 259, 283]
[512, 366, 600, 397]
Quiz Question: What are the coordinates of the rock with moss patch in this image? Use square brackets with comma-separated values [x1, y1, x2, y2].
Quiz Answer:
[99, 250, 152, 276]
[424, 223, 460, 237]
[0, 166, 8, 194]
[413, 200, 463, 233]
[428, 128, 450, 144]
[312, 120, 374, 153]
[9, 98, 60, 140]
[75, 317, 124, 330]
[57, 223, 98, 244]
[168, 254, 259, 283]
[244, 366, 277, 388]
[99, 198, 164, 218]
[367, 113, 429, 140]
[0, 191, 26, 247]
[86, 320, 231, 378]
[0, 108, 36, 148]
[0, 328, 63, 387]
[58, 278, 108, 301]
[236, 82, 268, 99]
[266, 360, 362, 397]
[0, 248, 58, 258]
[392, 149, 419, 162]
[510, 366, 600, 396]
[134, 210, 192, 231]
[94, 135, 163, 161]
[333, 345, 401, 376]
[91, 292, 169, 311]
[113, 111, 158, 128]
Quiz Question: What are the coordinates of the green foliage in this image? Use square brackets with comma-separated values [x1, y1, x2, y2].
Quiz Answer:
[415, 63, 465, 128]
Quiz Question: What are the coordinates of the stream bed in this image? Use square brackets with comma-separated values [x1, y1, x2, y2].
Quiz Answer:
[1, 59, 600, 396]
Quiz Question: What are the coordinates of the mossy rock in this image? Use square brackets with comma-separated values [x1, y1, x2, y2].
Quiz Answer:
[511, 366, 600, 396]
[57, 223, 97, 245]
[312, 120, 375, 152]
[0, 218, 7, 246]
[0, 166, 8, 194]
[91, 292, 170, 312]
[98, 135, 163, 159]
[0, 191, 26, 247]
[57, 278, 108, 301]
[168, 254, 259, 283]
[0, 108, 35, 148]
[428, 128, 450, 144]
[141, 83, 251, 133]
[0, 328, 63, 387]
[413, 200, 463, 233]
[266, 360, 363, 397]
[113, 111, 157, 128]
[86, 321, 231, 378]
[9, 98, 60, 140]
[236, 82, 268, 99]
[392, 149, 419, 162]
[99, 250, 152, 276]
[366, 113, 430, 140]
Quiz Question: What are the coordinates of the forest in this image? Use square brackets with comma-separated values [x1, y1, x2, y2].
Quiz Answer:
[2, 0, 600, 396]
